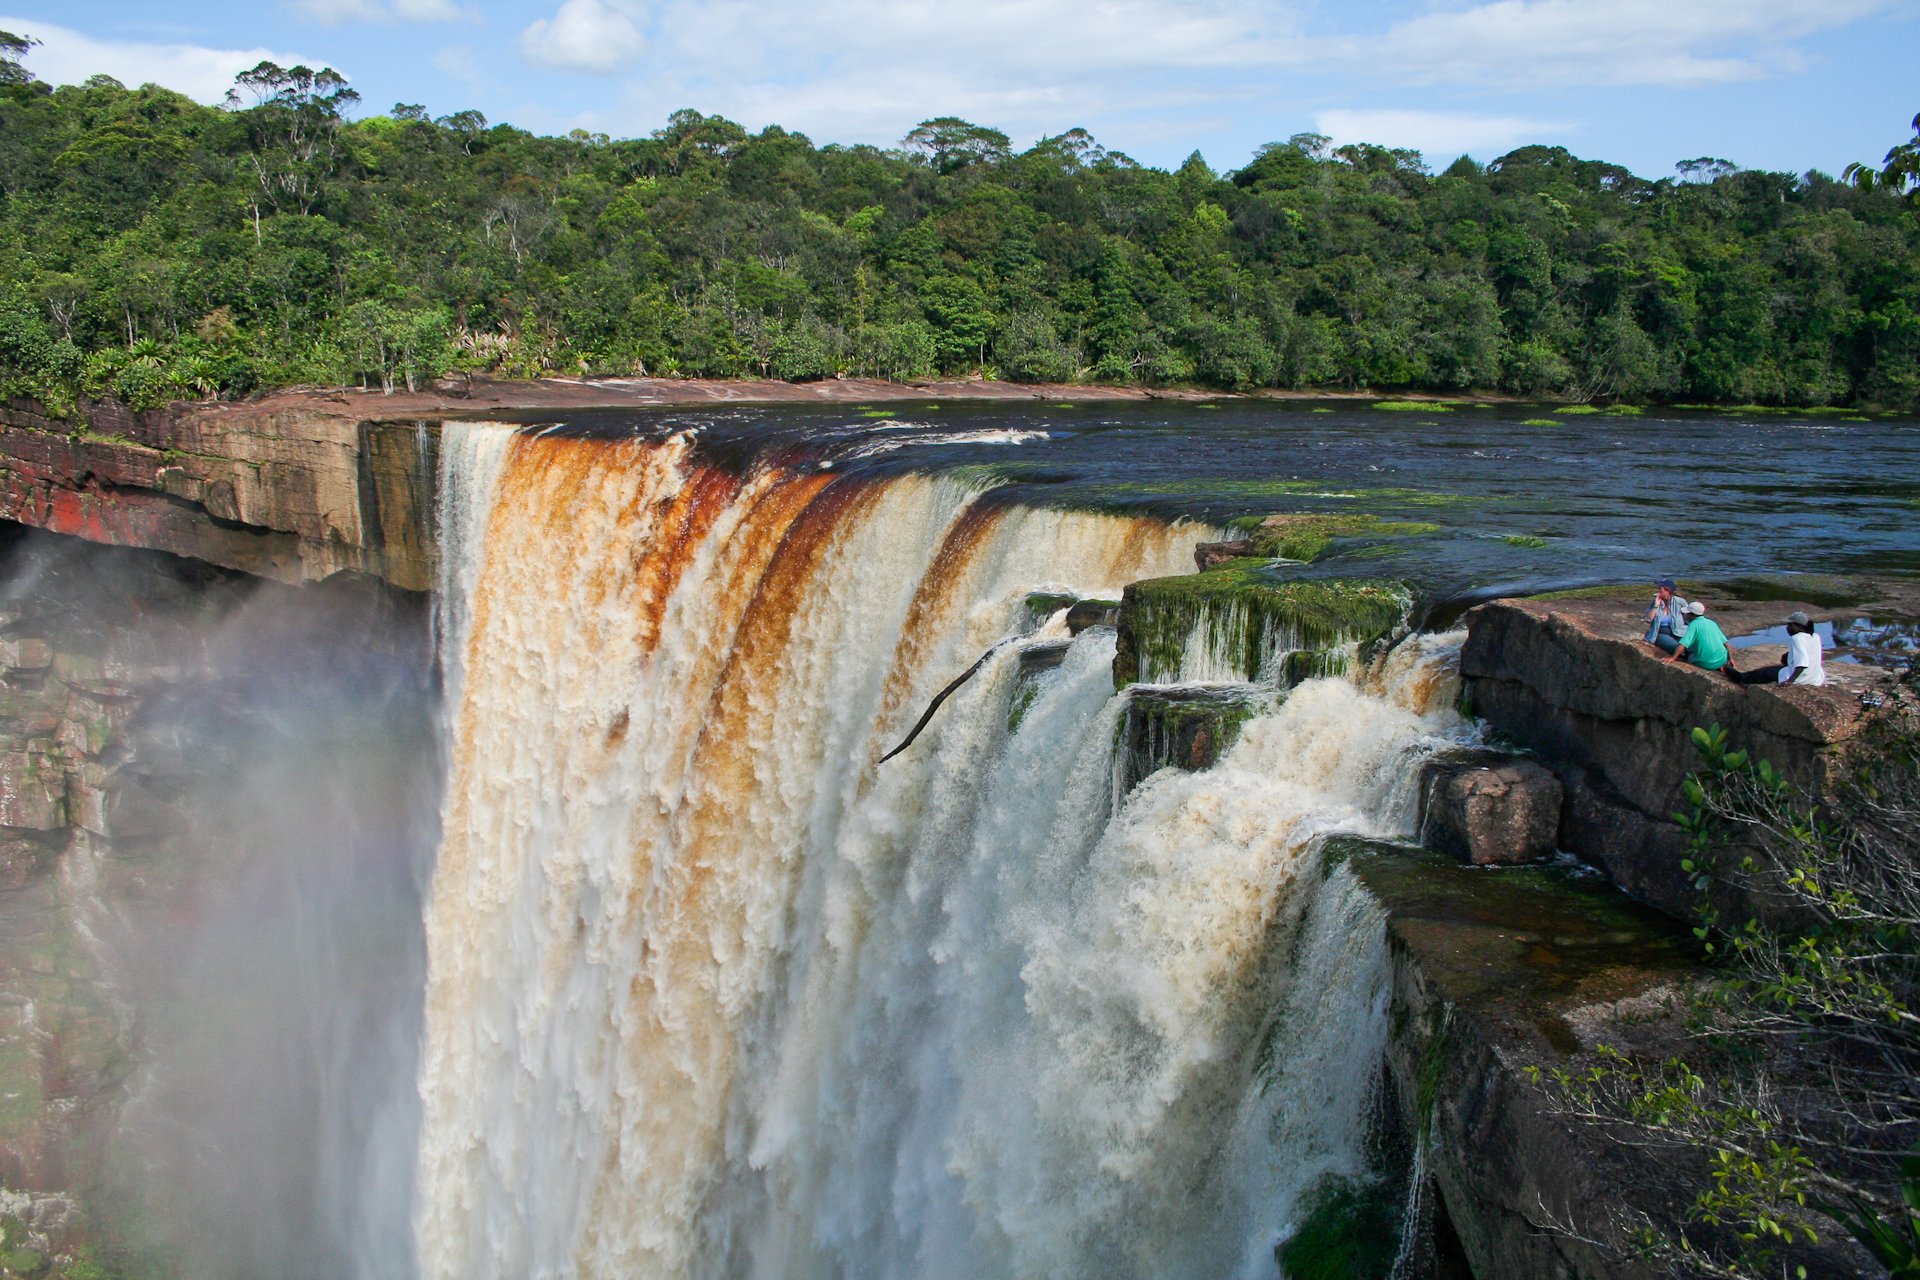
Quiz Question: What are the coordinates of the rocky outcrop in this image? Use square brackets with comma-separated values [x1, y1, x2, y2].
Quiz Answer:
[1419, 751, 1563, 865]
[1112, 562, 1410, 687]
[1339, 840, 1862, 1280]
[1117, 685, 1267, 793]
[0, 397, 439, 590]
[1461, 593, 1913, 919]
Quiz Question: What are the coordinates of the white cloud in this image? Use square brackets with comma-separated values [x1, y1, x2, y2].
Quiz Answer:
[431, 43, 485, 90]
[288, 0, 469, 25]
[1313, 108, 1569, 160]
[0, 15, 333, 102]
[520, 0, 645, 74]
[1375, 0, 1895, 88]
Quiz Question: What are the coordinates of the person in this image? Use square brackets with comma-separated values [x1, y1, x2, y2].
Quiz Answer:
[1644, 578, 1690, 654]
[1663, 600, 1729, 672]
[1725, 611, 1827, 687]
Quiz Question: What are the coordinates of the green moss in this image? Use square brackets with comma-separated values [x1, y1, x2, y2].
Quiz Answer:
[1554, 403, 1602, 415]
[1006, 678, 1041, 733]
[1602, 403, 1645, 415]
[1519, 417, 1561, 427]
[858, 409, 897, 418]
[0, 1244, 49, 1277]
[1050, 402, 1075, 409]
[1243, 513, 1441, 562]
[1500, 534, 1549, 548]
[1310, 406, 1334, 413]
[1023, 592, 1079, 621]
[1276, 1175, 1404, 1280]
[1116, 564, 1410, 685]
[1372, 400, 1453, 412]
[1120, 685, 1267, 785]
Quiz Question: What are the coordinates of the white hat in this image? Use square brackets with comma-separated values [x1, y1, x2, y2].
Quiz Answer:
[1686, 600, 1707, 616]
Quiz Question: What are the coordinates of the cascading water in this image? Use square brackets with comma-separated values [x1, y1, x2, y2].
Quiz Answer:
[417, 423, 1476, 1279]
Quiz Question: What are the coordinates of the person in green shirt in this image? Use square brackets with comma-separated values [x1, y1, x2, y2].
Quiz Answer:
[1663, 600, 1730, 671]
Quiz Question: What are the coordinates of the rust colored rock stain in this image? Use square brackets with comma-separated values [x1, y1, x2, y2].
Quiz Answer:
[871, 502, 1007, 744]
[606, 708, 630, 748]
[676, 474, 879, 889]
[629, 462, 743, 656]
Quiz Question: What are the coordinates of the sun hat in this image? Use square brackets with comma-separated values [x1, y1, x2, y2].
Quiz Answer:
[1785, 610, 1810, 627]
[1686, 600, 1707, 615]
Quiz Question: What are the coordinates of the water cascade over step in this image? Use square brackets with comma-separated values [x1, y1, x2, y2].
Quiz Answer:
[418, 424, 1478, 1279]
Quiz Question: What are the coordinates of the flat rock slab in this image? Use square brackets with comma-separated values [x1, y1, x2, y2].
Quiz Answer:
[1342, 840, 1712, 1280]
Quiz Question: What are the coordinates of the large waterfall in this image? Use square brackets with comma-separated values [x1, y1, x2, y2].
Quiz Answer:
[416, 424, 1475, 1279]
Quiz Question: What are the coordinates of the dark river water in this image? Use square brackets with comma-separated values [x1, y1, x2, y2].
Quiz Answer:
[527, 399, 1920, 620]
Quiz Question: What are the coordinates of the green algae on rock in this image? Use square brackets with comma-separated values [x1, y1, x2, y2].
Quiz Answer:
[1117, 684, 1271, 792]
[1223, 513, 1441, 563]
[1113, 562, 1411, 686]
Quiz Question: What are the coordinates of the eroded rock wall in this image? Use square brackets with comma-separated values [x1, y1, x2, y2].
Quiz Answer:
[0, 397, 439, 590]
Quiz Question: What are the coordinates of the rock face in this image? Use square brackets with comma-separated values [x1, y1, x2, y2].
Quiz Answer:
[0, 524, 433, 1260]
[1461, 594, 1910, 919]
[1112, 563, 1410, 687]
[1420, 751, 1563, 865]
[0, 396, 440, 590]
[1117, 685, 1267, 793]
[1341, 840, 1862, 1280]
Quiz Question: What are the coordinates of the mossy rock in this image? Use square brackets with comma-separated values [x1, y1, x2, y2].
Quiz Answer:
[1117, 684, 1268, 791]
[1276, 1173, 1405, 1280]
[1224, 513, 1440, 563]
[1113, 563, 1411, 686]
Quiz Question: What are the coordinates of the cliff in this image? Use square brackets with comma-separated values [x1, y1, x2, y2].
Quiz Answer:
[0, 396, 439, 591]
[1461, 589, 1917, 920]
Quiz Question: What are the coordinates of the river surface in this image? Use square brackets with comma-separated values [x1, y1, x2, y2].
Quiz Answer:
[521, 400, 1920, 617]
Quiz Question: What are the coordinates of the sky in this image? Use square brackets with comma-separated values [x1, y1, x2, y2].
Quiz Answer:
[2, 0, 1916, 181]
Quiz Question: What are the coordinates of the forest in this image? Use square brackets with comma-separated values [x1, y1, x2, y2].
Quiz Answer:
[2, 31, 1918, 410]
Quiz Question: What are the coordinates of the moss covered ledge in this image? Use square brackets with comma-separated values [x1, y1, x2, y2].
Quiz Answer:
[1113, 560, 1411, 687]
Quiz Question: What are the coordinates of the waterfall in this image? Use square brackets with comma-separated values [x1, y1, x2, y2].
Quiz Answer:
[418, 426, 1473, 1279]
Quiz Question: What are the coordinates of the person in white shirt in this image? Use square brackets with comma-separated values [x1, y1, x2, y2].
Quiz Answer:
[1725, 611, 1827, 687]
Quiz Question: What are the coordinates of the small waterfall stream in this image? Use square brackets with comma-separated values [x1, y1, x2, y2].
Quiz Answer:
[413, 423, 1476, 1278]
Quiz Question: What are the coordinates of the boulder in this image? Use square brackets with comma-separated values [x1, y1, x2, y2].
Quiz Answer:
[1193, 538, 1255, 571]
[1117, 685, 1265, 793]
[1422, 753, 1563, 865]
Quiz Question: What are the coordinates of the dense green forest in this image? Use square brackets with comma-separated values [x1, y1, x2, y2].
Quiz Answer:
[2, 32, 1918, 410]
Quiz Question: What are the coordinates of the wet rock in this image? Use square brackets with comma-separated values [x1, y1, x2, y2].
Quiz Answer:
[1118, 685, 1265, 793]
[1114, 563, 1410, 687]
[0, 753, 65, 832]
[0, 639, 51, 673]
[1018, 640, 1070, 675]
[1194, 538, 1254, 571]
[0, 398, 440, 589]
[1064, 599, 1118, 633]
[1421, 753, 1563, 865]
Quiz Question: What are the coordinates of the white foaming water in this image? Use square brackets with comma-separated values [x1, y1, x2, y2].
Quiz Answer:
[416, 433, 1471, 1279]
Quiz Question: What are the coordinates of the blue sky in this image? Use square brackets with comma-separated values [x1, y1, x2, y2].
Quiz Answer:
[3, 0, 1916, 180]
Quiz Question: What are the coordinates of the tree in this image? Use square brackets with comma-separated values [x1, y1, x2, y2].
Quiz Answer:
[0, 29, 36, 85]
[903, 118, 1011, 175]
[1846, 113, 1920, 216]
[1678, 157, 1738, 184]
[224, 62, 361, 217]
